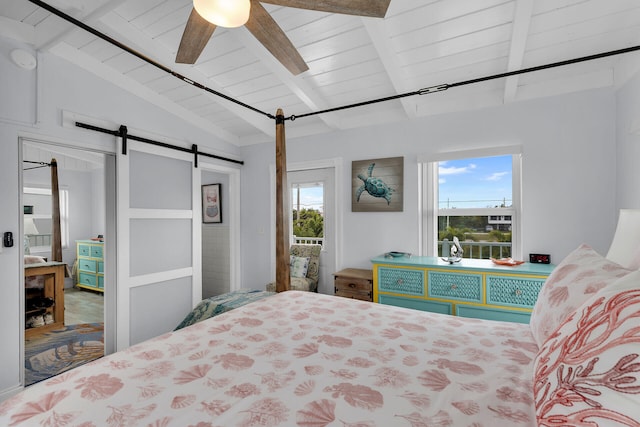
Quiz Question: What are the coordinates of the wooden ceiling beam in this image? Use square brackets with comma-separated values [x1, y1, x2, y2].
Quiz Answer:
[36, 0, 128, 51]
[363, 18, 417, 119]
[503, 0, 534, 104]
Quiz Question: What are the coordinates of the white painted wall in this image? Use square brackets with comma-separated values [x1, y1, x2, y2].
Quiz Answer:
[0, 36, 237, 398]
[615, 63, 640, 210]
[240, 88, 621, 290]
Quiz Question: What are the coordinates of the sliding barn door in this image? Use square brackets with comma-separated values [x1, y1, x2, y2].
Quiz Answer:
[116, 139, 201, 349]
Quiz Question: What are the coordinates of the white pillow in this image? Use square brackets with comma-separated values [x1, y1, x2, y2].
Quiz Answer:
[529, 244, 631, 347]
[533, 269, 640, 426]
[290, 255, 310, 278]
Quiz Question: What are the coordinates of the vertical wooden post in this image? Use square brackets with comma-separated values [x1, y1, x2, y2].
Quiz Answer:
[275, 109, 290, 292]
[50, 158, 63, 263]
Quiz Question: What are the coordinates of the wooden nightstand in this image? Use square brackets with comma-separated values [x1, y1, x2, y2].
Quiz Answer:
[333, 268, 373, 302]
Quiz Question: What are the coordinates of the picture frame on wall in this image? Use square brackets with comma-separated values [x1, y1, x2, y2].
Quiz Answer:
[202, 184, 222, 223]
[352, 156, 403, 212]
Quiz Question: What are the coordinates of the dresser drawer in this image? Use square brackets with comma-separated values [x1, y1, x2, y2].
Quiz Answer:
[78, 244, 90, 257]
[428, 271, 482, 302]
[378, 267, 424, 296]
[78, 259, 97, 273]
[98, 275, 104, 289]
[486, 275, 545, 308]
[79, 273, 97, 288]
[98, 262, 104, 274]
[91, 245, 103, 258]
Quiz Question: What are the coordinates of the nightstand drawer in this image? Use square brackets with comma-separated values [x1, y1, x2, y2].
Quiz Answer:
[335, 277, 371, 292]
[78, 259, 97, 273]
[79, 273, 97, 288]
[335, 288, 372, 301]
[378, 267, 424, 296]
[428, 271, 482, 302]
[486, 275, 545, 308]
[335, 278, 372, 300]
[334, 269, 373, 302]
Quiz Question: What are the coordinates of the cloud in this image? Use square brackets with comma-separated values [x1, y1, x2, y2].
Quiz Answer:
[486, 172, 509, 181]
[439, 178, 446, 184]
[439, 163, 476, 176]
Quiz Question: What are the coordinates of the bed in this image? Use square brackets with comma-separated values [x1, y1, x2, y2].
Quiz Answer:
[2, 213, 640, 426]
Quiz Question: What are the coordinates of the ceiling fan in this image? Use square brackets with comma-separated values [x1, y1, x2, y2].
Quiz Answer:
[175, 0, 391, 75]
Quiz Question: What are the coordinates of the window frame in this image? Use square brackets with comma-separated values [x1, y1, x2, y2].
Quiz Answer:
[23, 186, 70, 252]
[419, 146, 522, 259]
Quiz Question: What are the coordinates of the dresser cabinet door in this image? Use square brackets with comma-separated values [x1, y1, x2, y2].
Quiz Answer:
[379, 294, 452, 314]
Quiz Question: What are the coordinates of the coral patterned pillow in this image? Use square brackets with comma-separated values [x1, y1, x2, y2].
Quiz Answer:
[529, 244, 630, 347]
[533, 269, 640, 426]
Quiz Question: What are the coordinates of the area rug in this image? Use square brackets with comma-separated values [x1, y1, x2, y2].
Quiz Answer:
[25, 323, 104, 386]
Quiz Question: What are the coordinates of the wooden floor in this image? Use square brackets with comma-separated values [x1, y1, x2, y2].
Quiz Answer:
[24, 287, 104, 386]
[63, 287, 104, 325]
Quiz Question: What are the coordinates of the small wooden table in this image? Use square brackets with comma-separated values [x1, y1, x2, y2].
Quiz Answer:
[333, 268, 373, 302]
[25, 262, 66, 337]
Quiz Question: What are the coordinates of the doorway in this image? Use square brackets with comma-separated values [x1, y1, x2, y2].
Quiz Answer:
[288, 167, 337, 295]
[21, 139, 114, 385]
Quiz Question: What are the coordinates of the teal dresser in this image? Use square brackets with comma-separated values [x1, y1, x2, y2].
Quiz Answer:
[371, 255, 554, 323]
[76, 240, 104, 292]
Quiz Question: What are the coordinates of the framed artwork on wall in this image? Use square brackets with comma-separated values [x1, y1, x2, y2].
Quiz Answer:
[202, 184, 222, 223]
[352, 156, 403, 212]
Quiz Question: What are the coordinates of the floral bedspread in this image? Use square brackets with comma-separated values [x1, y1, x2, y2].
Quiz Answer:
[0, 291, 538, 427]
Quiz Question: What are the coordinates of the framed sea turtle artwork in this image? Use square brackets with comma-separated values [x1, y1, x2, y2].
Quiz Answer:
[352, 156, 403, 212]
[202, 183, 222, 223]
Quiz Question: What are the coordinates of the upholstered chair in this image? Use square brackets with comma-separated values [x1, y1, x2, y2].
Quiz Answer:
[266, 244, 322, 292]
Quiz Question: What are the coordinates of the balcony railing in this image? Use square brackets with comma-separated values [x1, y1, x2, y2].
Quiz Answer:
[291, 237, 509, 258]
[438, 240, 511, 259]
[293, 236, 324, 246]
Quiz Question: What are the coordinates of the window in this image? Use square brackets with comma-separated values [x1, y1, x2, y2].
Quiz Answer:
[23, 187, 69, 253]
[422, 148, 522, 259]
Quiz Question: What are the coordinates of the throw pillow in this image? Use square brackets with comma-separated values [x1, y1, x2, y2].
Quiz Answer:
[533, 269, 640, 426]
[529, 244, 630, 347]
[290, 255, 310, 278]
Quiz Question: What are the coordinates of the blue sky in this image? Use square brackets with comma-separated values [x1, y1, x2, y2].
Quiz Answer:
[439, 155, 512, 209]
[292, 185, 324, 213]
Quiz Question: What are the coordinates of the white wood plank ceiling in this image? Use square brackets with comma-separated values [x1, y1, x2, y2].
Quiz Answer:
[2, 0, 640, 146]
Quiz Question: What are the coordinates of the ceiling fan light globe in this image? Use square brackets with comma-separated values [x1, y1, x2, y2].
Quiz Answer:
[193, 0, 250, 28]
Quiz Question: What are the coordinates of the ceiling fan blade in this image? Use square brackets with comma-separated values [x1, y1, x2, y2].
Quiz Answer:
[175, 8, 217, 64]
[261, 0, 391, 18]
[245, 1, 309, 75]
